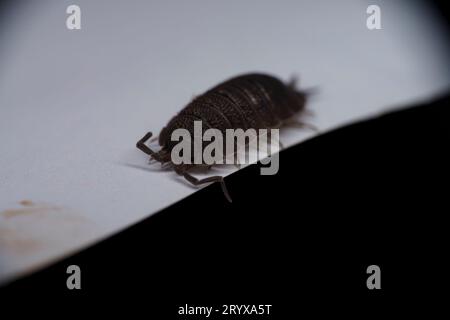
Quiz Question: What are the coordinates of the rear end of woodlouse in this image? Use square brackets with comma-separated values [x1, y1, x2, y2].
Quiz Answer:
[137, 73, 311, 202]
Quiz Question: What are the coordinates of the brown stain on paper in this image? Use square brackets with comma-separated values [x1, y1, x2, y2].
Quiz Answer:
[19, 200, 34, 207]
[2, 203, 61, 219]
[0, 227, 41, 254]
[0, 200, 88, 255]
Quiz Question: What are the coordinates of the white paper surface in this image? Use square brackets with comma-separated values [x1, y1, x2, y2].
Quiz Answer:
[0, 0, 449, 284]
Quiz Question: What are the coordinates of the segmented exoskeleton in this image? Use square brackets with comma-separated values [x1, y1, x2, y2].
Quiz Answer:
[137, 73, 310, 202]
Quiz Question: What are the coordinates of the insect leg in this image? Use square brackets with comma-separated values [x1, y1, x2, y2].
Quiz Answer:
[136, 132, 159, 156]
[148, 135, 159, 144]
[234, 153, 241, 169]
[288, 74, 299, 89]
[181, 171, 232, 203]
[285, 120, 319, 133]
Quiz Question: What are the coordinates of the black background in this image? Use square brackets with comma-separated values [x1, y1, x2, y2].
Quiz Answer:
[1, 0, 449, 316]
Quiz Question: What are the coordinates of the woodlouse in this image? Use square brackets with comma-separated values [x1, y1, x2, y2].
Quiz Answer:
[137, 73, 310, 202]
